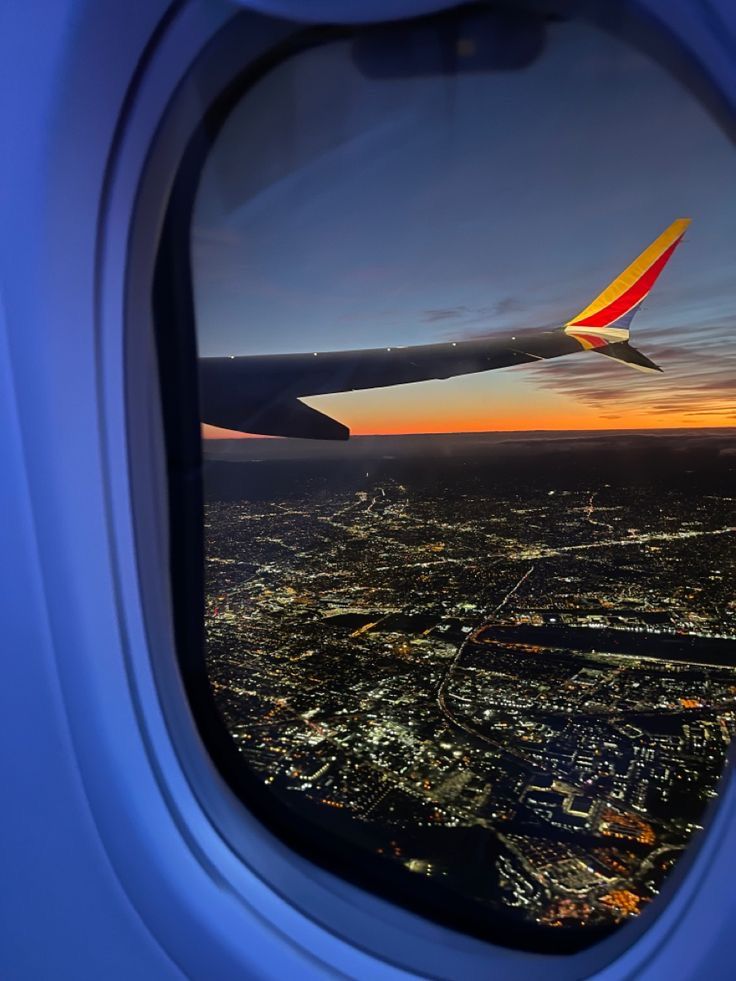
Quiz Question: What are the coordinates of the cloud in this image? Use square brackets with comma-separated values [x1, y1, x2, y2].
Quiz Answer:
[421, 297, 527, 331]
[423, 306, 470, 323]
[493, 296, 523, 317]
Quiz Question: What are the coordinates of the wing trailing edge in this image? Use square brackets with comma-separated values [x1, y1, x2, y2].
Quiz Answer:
[207, 396, 349, 440]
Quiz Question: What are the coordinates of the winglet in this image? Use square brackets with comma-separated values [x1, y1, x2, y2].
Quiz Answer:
[594, 340, 662, 373]
[564, 219, 690, 348]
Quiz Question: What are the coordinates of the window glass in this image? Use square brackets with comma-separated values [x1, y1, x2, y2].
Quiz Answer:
[191, 13, 736, 946]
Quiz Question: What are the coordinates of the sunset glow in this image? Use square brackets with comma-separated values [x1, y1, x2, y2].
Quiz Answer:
[201, 368, 734, 439]
[195, 21, 735, 443]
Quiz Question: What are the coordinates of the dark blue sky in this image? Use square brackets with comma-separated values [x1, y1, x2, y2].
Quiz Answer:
[193, 20, 735, 433]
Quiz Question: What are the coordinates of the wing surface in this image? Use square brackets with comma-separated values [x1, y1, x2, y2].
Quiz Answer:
[199, 330, 567, 438]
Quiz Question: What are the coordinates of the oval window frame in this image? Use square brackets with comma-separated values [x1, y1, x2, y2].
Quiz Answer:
[122, 2, 736, 976]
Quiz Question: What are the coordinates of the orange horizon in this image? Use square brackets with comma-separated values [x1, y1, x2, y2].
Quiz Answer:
[201, 379, 735, 438]
[203, 419, 736, 439]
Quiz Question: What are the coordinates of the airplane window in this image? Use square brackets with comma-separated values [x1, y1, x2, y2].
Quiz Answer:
[181, 8, 736, 952]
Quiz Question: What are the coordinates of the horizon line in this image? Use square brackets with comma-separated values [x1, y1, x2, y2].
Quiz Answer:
[203, 423, 736, 441]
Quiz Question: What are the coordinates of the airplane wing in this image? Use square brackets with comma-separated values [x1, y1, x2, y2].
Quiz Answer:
[198, 219, 690, 439]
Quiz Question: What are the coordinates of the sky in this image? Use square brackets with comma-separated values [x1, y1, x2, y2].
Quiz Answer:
[192, 18, 735, 438]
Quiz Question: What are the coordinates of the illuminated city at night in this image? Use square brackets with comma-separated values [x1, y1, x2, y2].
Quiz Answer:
[203, 430, 735, 938]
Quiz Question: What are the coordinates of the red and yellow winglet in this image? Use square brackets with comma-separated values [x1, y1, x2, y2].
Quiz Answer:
[564, 218, 690, 350]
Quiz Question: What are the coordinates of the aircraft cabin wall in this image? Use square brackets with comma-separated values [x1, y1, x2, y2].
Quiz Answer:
[1, 0, 735, 978]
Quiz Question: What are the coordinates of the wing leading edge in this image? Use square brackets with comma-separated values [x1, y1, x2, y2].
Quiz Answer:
[199, 219, 689, 439]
